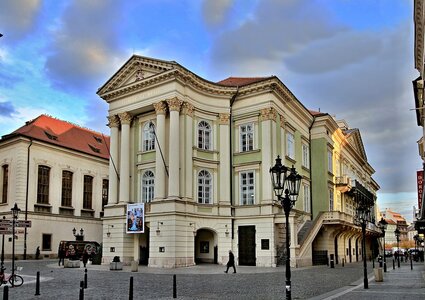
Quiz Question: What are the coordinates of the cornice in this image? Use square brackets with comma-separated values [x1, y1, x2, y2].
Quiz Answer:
[414, 0, 425, 74]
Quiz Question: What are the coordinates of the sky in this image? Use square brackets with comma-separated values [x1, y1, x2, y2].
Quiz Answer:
[0, 0, 421, 222]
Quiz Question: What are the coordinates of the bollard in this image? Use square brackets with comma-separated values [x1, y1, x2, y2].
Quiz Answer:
[35, 271, 40, 296]
[393, 259, 395, 270]
[342, 258, 344, 267]
[3, 285, 8, 300]
[84, 268, 88, 289]
[329, 254, 335, 268]
[397, 258, 400, 268]
[129, 276, 133, 300]
[411, 258, 413, 270]
[173, 274, 177, 298]
[79, 281, 84, 300]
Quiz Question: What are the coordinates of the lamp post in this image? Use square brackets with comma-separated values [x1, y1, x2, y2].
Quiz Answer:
[0, 216, 5, 273]
[353, 187, 374, 289]
[378, 217, 388, 272]
[11, 203, 21, 287]
[73, 227, 84, 241]
[394, 227, 400, 268]
[270, 156, 301, 300]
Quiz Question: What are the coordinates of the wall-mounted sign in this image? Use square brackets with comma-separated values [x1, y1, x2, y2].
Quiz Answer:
[126, 203, 145, 233]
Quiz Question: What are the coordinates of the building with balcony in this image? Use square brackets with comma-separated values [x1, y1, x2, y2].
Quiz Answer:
[0, 115, 109, 258]
[97, 55, 380, 268]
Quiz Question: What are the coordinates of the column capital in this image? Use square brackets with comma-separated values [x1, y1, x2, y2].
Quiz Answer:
[107, 115, 120, 128]
[279, 114, 285, 128]
[167, 97, 184, 112]
[260, 107, 277, 122]
[218, 113, 230, 125]
[153, 101, 167, 115]
[182, 102, 194, 117]
[118, 112, 132, 125]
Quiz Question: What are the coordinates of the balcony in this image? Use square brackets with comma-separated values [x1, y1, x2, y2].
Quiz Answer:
[335, 176, 352, 193]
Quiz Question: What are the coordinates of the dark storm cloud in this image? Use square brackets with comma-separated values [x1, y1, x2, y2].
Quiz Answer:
[45, 0, 125, 92]
[0, 101, 17, 117]
[0, 0, 41, 42]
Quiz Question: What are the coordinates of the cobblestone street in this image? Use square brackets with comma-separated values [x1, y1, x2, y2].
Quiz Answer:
[1, 259, 419, 299]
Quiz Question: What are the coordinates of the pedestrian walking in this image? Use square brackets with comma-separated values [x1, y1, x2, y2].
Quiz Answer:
[82, 249, 89, 267]
[58, 242, 65, 266]
[224, 250, 236, 273]
[35, 246, 40, 260]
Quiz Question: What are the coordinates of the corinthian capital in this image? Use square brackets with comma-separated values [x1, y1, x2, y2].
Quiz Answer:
[118, 112, 132, 125]
[260, 107, 277, 122]
[107, 115, 120, 128]
[166, 97, 184, 112]
[153, 101, 167, 115]
[182, 102, 194, 117]
[218, 113, 230, 125]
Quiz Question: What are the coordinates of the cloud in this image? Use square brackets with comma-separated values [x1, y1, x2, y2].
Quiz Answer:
[0, 101, 17, 117]
[45, 0, 126, 92]
[202, 0, 233, 27]
[0, 0, 42, 41]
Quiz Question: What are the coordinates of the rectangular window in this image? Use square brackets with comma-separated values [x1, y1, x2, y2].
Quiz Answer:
[83, 175, 93, 209]
[37, 165, 50, 204]
[240, 123, 254, 152]
[303, 184, 310, 213]
[329, 189, 334, 211]
[240, 171, 255, 205]
[302, 144, 309, 168]
[327, 150, 333, 173]
[286, 132, 295, 159]
[61, 171, 73, 207]
[1, 165, 8, 204]
[102, 179, 109, 210]
[42, 234, 52, 251]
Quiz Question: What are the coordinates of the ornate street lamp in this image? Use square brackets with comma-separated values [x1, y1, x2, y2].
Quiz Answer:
[353, 185, 374, 290]
[72, 227, 84, 241]
[11, 203, 21, 287]
[270, 156, 301, 300]
[394, 227, 400, 268]
[378, 217, 388, 272]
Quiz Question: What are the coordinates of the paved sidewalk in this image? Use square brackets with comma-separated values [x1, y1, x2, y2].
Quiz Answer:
[311, 260, 425, 300]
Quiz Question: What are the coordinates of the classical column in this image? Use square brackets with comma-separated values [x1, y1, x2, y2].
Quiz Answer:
[118, 112, 132, 203]
[219, 113, 231, 204]
[166, 98, 183, 198]
[260, 108, 276, 203]
[153, 101, 167, 199]
[182, 102, 194, 200]
[107, 115, 120, 204]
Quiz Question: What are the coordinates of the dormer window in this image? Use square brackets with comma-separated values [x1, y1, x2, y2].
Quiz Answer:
[93, 136, 103, 144]
[88, 144, 100, 153]
[44, 131, 58, 141]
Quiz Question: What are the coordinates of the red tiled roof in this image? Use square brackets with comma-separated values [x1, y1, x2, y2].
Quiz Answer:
[386, 219, 397, 225]
[2, 115, 110, 160]
[216, 77, 273, 87]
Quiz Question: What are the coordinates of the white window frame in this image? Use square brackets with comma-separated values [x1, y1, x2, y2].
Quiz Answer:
[329, 188, 334, 211]
[303, 184, 310, 213]
[142, 122, 155, 152]
[240, 123, 254, 152]
[198, 120, 212, 150]
[302, 143, 309, 168]
[286, 131, 295, 159]
[240, 171, 255, 205]
[327, 150, 333, 173]
[142, 170, 155, 202]
[197, 170, 212, 204]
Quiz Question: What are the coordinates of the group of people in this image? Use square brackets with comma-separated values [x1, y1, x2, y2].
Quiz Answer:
[58, 242, 92, 267]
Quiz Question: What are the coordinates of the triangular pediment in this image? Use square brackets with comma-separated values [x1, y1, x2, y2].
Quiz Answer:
[97, 55, 176, 96]
[345, 129, 368, 162]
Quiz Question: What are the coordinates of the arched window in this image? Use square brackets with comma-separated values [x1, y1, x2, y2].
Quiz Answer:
[198, 170, 212, 204]
[142, 122, 155, 152]
[198, 121, 211, 150]
[142, 171, 155, 202]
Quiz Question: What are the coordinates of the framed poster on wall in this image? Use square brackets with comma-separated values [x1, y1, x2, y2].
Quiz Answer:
[126, 203, 145, 233]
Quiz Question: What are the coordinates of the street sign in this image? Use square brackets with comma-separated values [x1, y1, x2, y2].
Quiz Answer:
[0, 219, 12, 226]
[15, 220, 31, 228]
[0, 229, 25, 235]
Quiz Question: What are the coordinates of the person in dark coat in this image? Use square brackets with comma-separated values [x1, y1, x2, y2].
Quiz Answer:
[82, 250, 89, 268]
[224, 250, 236, 273]
[58, 242, 65, 266]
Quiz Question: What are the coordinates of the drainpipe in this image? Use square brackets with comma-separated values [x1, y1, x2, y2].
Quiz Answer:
[24, 138, 33, 260]
[229, 88, 239, 239]
[308, 116, 316, 220]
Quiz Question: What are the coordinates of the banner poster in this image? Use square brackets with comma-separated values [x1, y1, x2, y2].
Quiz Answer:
[126, 203, 145, 233]
[417, 170, 423, 210]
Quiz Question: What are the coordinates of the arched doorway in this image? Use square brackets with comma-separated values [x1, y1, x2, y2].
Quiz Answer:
[139, 226, 150, 265]
[194, 228, 217, 264]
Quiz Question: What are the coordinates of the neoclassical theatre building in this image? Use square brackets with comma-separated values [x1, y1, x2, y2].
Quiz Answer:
[97, 55, 380, 268]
